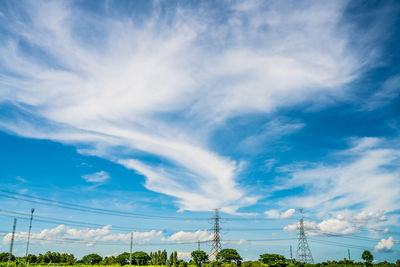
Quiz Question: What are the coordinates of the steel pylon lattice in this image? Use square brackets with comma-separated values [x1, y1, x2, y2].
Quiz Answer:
[209, 209, 221, 258]
[296, 209, 314, 264]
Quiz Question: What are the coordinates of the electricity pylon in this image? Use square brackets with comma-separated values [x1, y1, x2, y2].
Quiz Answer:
[296, 209, 314, 264]
[209, 209, 221, 258]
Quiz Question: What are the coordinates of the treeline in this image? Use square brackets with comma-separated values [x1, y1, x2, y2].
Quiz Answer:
[0, 250, 177, 266]
[1, 249, 399, 267]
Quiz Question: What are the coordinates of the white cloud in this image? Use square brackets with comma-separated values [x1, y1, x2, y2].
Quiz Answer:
[280, 209, 296, 219]
[276, 137, 400, 214]
[237, 118, 304, 154]
[264, 158, 278, 172]
[2, 225, 162, 246]
[352, 210, 388, 224]
[177, 252, 192, 260]
[0, 1, 377, 212]
[265, 208, 295, 219]
[317, 219, 357, 235]
[82, 171, 110, 183]
[15, 176, 27, 183]
[284, 220, 317, 233]
[374, 236, 397, 252]
[362, 75, 400, 111]
[163, 230, 212, 243]
[284, 218, 357, 236]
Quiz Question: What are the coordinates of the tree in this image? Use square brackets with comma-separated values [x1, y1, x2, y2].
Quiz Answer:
[82, 253, 103, 265]
[174, 251, 178, 265]
[24, 254, 37, 264]
[176, 259, 188, 267]
[362, 250, 373, 265]
[396, 259, 400, 266]
[132, 251, 151, 265]
[168, 253, 174, 266]
[162, 250, 168, 265]
[216, 249, 242, 265]
[116, 252, 131, 265]
[241, 261, 264, 267]
[259, 254, 287, 267]
[0, 252, 15, 262]
[101, 256, 116, 265]
[60, 253, 76, 264]
[191, 250, 209, 266]
[37, 251, 61, 263]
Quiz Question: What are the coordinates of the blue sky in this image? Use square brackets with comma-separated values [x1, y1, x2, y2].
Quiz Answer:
[0, 0, 400, 263]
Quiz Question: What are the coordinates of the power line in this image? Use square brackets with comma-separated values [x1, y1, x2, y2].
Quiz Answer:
[0, 210, 283, 233]
[0, 190, 293, 222]
[0, 209, 394, 244]
[2, 226, 398, 254]
[0, 190, 205, 221]
[0, 230, 212, 247]
[0, 208, 394, 247]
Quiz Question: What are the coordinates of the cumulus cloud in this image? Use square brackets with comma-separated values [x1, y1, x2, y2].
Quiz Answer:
[284, 220, 317, 233]
[374, 236, 397, 252]
[284, 218, 357, 236]
[163, 230, 212, 243]
[265, 208, 295, 219]
[177, 252, 192, 260]
[0, 1, 378, 212]
[2, 225, 162, 246]
[82, 171, 110, 183]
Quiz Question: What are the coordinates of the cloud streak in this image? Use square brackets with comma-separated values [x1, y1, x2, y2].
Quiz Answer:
[276, 137, 400, 215]
[82, 171, 110, 183]
[0, 0, 373, 212]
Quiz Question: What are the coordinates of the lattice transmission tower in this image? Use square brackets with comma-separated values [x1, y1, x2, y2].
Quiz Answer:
[209, 208, 221, 258]
[296, 209, 314, 264]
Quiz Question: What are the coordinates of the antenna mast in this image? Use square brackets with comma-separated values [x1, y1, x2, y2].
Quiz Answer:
[25, 208, 35, 256]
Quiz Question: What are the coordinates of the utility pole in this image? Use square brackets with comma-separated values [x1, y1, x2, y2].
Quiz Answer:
[25, 208, 35, 257]
[9, 218, 17, 262]
[198, 240, 200, 251]
[296, 209, 314, 264]
[129, 232, 133, 265]
[290, 245, 293, 264]
[209, 209, 221, 258]
[348, 248, 351, 261]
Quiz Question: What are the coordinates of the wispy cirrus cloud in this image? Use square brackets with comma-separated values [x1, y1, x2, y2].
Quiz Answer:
[275, 137, 400, 215]
[82, 171, 110, 183]
[0, 0, 378, 212]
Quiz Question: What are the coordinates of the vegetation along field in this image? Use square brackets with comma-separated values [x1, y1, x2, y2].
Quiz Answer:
[1, 249, 400, 267]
